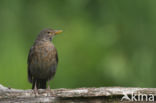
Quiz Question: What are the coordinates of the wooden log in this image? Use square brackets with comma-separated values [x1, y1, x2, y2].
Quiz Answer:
[0, 84, 156, 103]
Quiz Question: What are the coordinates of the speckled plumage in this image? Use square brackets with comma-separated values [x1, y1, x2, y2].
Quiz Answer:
[27, 28, 61, 89]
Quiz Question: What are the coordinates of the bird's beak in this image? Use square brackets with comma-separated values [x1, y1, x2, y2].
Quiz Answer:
[55, 30, 63, 35]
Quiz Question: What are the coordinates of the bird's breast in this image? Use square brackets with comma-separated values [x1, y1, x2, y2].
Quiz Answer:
[30, 42, 57, 79]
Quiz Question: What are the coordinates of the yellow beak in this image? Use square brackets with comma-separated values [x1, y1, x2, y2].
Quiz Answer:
[55, 30, 63, 35]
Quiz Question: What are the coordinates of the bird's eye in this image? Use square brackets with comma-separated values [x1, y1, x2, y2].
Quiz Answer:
[47, 32, 51, 34]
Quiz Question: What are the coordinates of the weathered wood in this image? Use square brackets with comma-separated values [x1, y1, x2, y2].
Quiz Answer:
[0, 84, 156, 103]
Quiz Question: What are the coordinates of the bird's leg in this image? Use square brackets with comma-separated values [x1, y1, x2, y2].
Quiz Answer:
[33, 81, 39, 96]
[46, 81, 51, 92]
[45, 81, 52, 96]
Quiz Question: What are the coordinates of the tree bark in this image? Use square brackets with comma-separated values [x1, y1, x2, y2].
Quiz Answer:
[0, 84, 156, 103]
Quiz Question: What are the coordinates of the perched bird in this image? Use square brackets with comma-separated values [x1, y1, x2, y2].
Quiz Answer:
[27, 28, 62, 90]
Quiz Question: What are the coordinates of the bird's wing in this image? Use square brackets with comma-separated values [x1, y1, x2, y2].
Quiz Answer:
[55, 50, 58, 64]
[27, 47, 34, 83]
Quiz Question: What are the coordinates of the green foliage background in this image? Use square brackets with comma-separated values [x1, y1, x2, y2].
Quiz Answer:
[0, 0, 155, 89]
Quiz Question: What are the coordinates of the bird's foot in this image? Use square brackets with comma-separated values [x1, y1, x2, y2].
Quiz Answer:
[33, 88, 39, 97]
[45, 86, 51, 96]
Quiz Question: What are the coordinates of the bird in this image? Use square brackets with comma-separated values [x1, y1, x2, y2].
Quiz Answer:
[27, 28, 62, 91]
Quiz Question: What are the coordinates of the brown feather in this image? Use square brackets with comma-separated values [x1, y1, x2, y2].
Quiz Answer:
[27, 28, 60, 89]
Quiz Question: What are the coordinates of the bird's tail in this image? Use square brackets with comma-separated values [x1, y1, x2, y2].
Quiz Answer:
[32, 78, 47, 89]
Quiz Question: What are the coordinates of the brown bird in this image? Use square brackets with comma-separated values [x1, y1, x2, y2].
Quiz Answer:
[27, 28, 62, 90]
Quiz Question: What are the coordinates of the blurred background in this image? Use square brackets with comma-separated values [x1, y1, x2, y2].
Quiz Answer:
[0, 0, 156, 89]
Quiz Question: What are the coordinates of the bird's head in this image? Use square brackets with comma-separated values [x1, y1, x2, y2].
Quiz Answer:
[36, 28, 62, 41]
